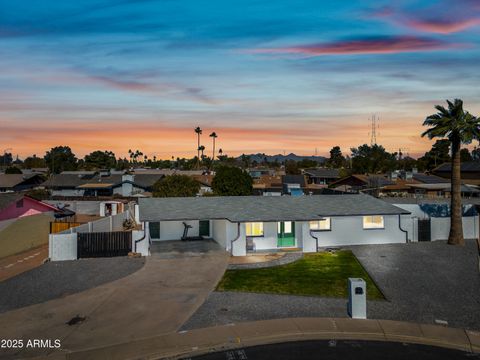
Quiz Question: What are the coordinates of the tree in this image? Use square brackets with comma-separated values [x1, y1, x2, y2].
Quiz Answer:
[195, 126, 202, 168]
[152, 175, 200, 197]
[327, 146, 346, 168]
[44, 146, 77, 174]
[211, 166, 253, 195]
[84, 150, 116, 170]
[285, 160, 301, 175]
[460, 148, 473, 162]
[0, 152, 13, 167]
[350, 144, 396, 174]
[209, 132, 218, 169]
[23, 155, 46, 169]
[417, 139, 451, 171]
[198, 145, 206, 165]
[422, 99, 480, 246]
[5, 166, 22, 174]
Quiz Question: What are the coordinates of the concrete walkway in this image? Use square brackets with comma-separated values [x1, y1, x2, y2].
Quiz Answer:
[0, 246, 229, 359]
[228, 252, 303, 269]
[46, 318, 480, 359]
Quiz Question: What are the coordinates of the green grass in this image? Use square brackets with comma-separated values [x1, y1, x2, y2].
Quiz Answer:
[217, 251, 384, 300]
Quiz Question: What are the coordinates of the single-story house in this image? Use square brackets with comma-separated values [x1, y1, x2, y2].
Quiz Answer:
[0, 174, 45, 193]
[139, 194, 410, 256]
[432, 161, 480, 185]
[303, 168, 340, 186]
[330, 174, 395, 193]
[0, 193, 60, 222]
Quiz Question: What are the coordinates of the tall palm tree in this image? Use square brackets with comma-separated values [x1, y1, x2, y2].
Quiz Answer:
[198, 145, 205, 166]
[422, 99, 480, 246]
[209, 132, 218, 168]
[194, 126, 202, 168]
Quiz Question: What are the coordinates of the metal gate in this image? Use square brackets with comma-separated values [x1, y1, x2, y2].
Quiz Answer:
[417, 219, 431, 242]
[77, 232, 132, 258]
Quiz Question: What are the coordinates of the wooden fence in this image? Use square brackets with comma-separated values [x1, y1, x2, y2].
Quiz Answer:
[50, 222, 82, 234]
[77, 231, 132, 258]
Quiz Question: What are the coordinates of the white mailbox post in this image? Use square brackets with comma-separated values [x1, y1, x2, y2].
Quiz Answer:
[348, 278, 367, 319]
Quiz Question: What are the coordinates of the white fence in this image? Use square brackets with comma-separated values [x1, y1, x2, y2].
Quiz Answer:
[49, 209, 149, 261]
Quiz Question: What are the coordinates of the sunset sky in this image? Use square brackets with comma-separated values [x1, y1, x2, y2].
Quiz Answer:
[1, 0, 479, 160]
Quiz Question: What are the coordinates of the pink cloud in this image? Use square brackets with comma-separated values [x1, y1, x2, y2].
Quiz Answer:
[404, 18, 480, 34]
[248, 36, 457, 57]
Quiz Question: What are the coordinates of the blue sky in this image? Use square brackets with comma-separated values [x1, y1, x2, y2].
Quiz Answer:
[0, 0, 479, 159]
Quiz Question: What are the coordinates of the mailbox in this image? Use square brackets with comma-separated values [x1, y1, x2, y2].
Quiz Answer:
[348, 278, 366, 319]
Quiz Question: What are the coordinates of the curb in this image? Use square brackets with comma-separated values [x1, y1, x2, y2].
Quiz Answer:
[56, 318, 480, 360]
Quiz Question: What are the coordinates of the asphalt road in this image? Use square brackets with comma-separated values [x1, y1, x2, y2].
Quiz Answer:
[185, 340, 479, 360]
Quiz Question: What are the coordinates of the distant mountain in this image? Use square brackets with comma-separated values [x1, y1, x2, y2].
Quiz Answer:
[237, 153, 326, 164]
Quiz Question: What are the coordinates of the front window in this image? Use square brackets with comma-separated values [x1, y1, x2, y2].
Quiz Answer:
[363, 216, 384, 229]
[246, 222, 264, 237]
[309, 218, 331, 231]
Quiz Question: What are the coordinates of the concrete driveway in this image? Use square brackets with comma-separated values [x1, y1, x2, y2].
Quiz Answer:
[0, 241, 229, 359]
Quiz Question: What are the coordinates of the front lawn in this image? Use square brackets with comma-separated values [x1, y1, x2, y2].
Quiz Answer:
[217, 250, 384, 300]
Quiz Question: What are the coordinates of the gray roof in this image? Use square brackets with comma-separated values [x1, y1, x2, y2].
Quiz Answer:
[0, 174, 40, 188]
[42, 173, 163, 189]
[412, 173, 449, 184]
[139, 194, 409, 222]
[434, 161, 480, 173]
[304, 168, 340, 178]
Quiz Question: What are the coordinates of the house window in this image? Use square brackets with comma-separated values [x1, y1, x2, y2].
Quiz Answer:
[309, 218, 331, 231]
[246, 222, 264, 237]
[363, 216, 384, 229]
[16, 199, 24, 208]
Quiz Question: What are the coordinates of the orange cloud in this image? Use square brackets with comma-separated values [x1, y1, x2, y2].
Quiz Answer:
[404, 18, 480, 34]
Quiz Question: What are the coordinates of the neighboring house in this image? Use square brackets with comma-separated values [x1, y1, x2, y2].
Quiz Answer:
[42, 172, 164, 197]
[303, 168, 340, 186]
[0, 193, 59, 222]
[282, 175, 306, 196]
[329, 174, 394, 193]
[192, 174, 214, 195]
[432, 161, 480, 185]
[248, 168, 276, 179]
[139, 195, 410, 256]
[0, 174, 45, 193]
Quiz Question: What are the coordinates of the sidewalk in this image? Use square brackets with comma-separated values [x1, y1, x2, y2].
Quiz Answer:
[0, 245, 48, 282]
[48, 318, 480, 359]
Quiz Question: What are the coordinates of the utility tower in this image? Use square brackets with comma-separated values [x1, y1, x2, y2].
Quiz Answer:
[369, 114, 379, 146]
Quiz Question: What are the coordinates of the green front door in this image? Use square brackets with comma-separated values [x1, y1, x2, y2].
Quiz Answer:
[199, 220, 210, 237]
[277, 221, 295, 247]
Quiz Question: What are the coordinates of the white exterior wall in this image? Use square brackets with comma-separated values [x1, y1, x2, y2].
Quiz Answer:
[394, 204, 479, 242]
[152, 220, 200, 241]
[132, 229, 149, 256]
[430, 216, 478, 241]
[49, 233, 77, 261]
[212, 219, 228, 249]
[231, 222, 246, 256]
[302, 215, 406, 252]
[252, 222, 279, 250]
[51, 189, 85, 197]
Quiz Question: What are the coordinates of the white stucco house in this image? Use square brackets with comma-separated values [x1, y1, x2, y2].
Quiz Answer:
[138, 195, 412, 256]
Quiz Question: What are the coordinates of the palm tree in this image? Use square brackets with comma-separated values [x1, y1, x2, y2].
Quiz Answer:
[422, 99, 480, 246]
[209, 132, 218, 168]
[194, 126, 202, 168]
[198, 145, 205, 166]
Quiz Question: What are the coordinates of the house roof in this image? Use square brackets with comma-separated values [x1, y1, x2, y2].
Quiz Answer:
[433, 161, 480, 173]
[412, 173, 449, 184]
[303, 168, 340, 178]
[0, 174, 40, 188]
[330, 174, 394, 188]
[139, 194, 409, 222]
[42, 173, 163, 189]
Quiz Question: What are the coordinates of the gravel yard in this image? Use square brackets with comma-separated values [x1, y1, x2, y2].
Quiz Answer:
[0, 256, 145, 313]
[183, 240, 480, 331]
